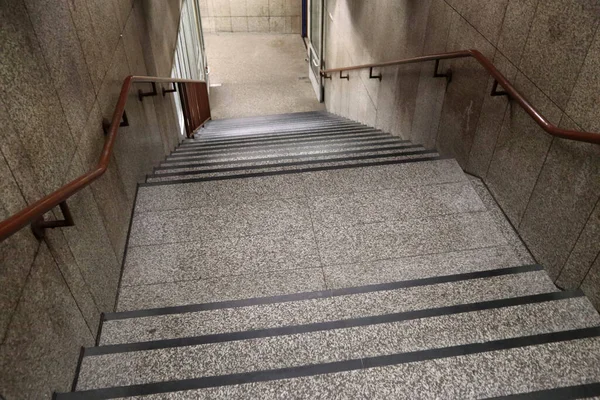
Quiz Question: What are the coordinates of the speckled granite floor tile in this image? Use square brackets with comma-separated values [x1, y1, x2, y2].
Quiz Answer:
[330, 271, 557, 320]
[116, 267, 326, 311]
[104, 270, 555, 345]
[300, 158, 466, 197]
[129, 198, 312, 246]
[316, 212, 507, 266]
[78, 297, 599, 390]
[309, 181, 485, 229]
[120, 336, 600, 399]
[323, 246, 523, 289]
[136, 159, 465, 213]
[122, 228, 320, 286]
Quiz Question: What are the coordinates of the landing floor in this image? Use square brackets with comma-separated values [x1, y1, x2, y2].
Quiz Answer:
[205, 33, 325, 119]
[116, 161, 533, 311]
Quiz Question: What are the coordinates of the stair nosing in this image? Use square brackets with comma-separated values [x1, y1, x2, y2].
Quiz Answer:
[57, 326, 600, 399]
[486, 383, 600, 400]
[141, 156, 449, 187]
[172, 133, 394, 154]
[104, 265, 544, 321]
[87, 290, 583, 356]
[198, 122, 360, 136]
[184, 127, 382, 146]
[161, 141, 414, 165]
[149, 150, 439, 179]
[156, 144, 423, 170]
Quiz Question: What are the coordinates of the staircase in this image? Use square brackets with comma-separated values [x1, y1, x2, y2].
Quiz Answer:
[56, 111, 600, 399]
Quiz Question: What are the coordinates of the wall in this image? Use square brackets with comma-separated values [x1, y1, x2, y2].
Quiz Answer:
[0, 0, 183, 398]
[324, 0, 600, 308]
[200, 0, 302, 33]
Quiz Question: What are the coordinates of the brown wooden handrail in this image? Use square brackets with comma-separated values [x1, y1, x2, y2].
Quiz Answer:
[321, 49, 600, 145]
[0, 75, 208, 242]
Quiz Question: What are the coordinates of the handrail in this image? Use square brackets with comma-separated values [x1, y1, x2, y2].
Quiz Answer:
[321, 49, 600, 145]
[0, 75, 207, 242]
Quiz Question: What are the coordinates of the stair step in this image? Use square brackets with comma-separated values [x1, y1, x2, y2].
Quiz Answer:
[201, 111, 333, 126]
[101, 265, 555, 346]
[185, 126, 381, 146]
[137, 158, 468, 210]
[146, 150, 440, 183]
[199, 113, 344, 130]
[198, 118, 360, 135]
[147, 154, 446, 185]
[156, 144, 425, 172]
[199, 120, 357, 136]
[162, 140, 415, 166]
[75, 293, 598, 392]
[59, 331, 600, 399]
[171, 134, 397, 156]
[177, 131, 388, 153]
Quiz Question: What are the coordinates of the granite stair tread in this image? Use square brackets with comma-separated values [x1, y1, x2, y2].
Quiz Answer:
[101, 266, 555, 346]
[154, 144, 427, 173]
[192, 120, 366, 136]
[60, 333, 600, 399]
[161, 140, 417, 166]
[170, 134, 402, 157]
[184, 127, 385, 147]
[146, 151, 441, 183]
[74, 292, 599, 391]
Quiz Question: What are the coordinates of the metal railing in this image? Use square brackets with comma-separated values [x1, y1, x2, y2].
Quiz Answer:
[321, 49, 600, 145]
[0, 75, 210, 242]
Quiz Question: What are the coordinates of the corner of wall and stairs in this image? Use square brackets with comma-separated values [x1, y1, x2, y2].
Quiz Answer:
[0, 0, 183, 398]
[323, 0, 600, 309]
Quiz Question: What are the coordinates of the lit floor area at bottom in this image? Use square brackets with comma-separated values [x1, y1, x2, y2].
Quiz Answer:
[205, 33, 325, 120]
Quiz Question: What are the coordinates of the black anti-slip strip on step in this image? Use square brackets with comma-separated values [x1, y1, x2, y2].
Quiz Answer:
[169, 136, 401, 158]
[181, 129, 382, 150]
[202, 113, 336, 126]
[200, 117, 355, 129]
[201, 115, 344, 128]
[173, 133, 392, 154]
[56, 327, 600, 399]
[160, 142, 415, 166]
[86, 291, 582, 356]
[486, 383, 600, 399]
[200, 121, 355, 135]
[104, 265, 542, 321]
[150, 150, 437, 179]
[141, 156, 446, 186]
[183, 127, 377, 147]
[190, 125, 368, 142]
[200, 119, 358, 132]
[200, 120, 356, 135]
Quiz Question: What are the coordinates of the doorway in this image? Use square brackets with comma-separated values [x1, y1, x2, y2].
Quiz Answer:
[307, 0, 324, 102]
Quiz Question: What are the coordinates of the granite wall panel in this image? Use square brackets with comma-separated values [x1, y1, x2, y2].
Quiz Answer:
[0, 0, 183, 397]
[323, 0, 600, 306]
